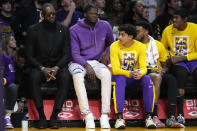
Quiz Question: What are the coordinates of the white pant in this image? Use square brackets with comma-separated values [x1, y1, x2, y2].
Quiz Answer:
[68, 60, 111, 114]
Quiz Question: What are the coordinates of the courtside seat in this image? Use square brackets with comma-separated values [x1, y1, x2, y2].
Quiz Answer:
[39, 76, 101, 99]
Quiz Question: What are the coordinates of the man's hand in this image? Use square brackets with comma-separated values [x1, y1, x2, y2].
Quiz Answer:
[99, 54, 110, 66]
[41, 67, 56, 82]
[151, 68, 165, 76]
[84, 63, 96, 83]
[133, 69, 142, 80]
[68, 2, 76, 12]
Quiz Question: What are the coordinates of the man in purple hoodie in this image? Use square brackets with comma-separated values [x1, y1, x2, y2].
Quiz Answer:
[69, 4, 114, 129]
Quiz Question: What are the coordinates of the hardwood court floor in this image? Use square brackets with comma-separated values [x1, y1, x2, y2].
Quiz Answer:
[8, 127, 197, 131]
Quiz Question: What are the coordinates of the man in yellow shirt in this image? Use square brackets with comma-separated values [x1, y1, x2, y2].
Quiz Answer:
[161, 8, 197, 126]
[135, 20, 183, 128]
[110, 24, 156, 129]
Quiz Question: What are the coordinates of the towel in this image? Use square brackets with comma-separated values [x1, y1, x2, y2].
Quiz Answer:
[146, 35, 159, 68]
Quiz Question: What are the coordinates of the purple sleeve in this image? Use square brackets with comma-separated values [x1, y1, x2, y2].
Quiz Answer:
[105, 22, 114, 54]
[3, 55, 15, 85]
[70, 29, 87, 66]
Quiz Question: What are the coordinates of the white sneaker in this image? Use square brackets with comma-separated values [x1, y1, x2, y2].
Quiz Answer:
[5, 115, 14, 129]
[145, 116, 156, 129]
[100, 114, 110, 128]
[85, 113, 95, 129]
[114, 118, 125, 129]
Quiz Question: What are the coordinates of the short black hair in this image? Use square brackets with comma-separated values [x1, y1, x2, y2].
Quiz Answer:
[174, 8, 189, 19]
[135, 20, 153, 35]
[0, 0, 12, 6]
[83, 4, 98, 13]
[118, 24, 137, 38]
[42, 3, 54, 15]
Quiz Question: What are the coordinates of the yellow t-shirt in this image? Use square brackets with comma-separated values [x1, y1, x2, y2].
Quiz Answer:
[144, 40, 168, 69]
[161, 22, 197, 61]
[110, 40, 147, 78]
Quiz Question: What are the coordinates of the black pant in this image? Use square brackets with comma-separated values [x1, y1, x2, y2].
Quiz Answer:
[171, 65, 190, 90]
[28, 67, 71, 110]
[161, 73, 177, 105]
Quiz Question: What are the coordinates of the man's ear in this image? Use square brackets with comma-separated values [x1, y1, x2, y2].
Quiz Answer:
[145, 29, 149, 36]
[129, 35, 133, 40]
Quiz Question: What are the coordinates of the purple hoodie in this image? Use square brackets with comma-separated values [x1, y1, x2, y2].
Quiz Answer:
[2, 54, 15, 85]
[70, 19, 114, 66]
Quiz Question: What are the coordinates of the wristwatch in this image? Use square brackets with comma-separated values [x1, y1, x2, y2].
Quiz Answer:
[40, 66, 45, 72]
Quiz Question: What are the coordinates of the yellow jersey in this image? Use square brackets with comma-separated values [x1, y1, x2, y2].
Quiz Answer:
[161, 22, 197, 61]
[110, 40, 147, 78]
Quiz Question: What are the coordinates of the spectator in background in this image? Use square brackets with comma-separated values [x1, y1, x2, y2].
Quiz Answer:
[69, 4, 114, 129]
[143, 6, 149, 20]
[181, 0, 197, 23]
[1, 34, 17, 61]
[1, 40, 17, 129]
[161, 8, 197, 126]
[135, 20, 184, 128]
[110, 24, 156, 129]
[0, 40, 5, 131]
[152, 0, 179, 40]
[0, 0, 14, 40]
[14, 48, 29, 112]
[93, 0, 107, 20]
[105, 0, 125, 40]
[26, 3, 71, 129]
[76, 0, 93, 13]
[11, 0, 49, 47]
[56, 0, 83, 27]
[123, 0, 148, 25]
[139, 0, 158, 23]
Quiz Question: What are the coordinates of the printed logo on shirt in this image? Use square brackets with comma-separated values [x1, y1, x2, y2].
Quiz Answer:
[121, 51, 136, 71]
[174, 36, 189, 56]
[8, 64, 14, 72]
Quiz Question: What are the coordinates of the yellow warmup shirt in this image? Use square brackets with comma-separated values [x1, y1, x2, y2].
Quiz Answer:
[145, 40, 168, 69]
[161, 22, 197, 61]
[110, 40, 147, 78]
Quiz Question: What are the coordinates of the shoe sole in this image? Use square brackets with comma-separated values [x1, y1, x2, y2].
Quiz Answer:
[5, 126, 14, 129]
[146, 125, 157, 129]
[115, 125, 126, 129]
[101, 126, 111, 129]
[156, 125, 165, 128]
[169, 124, 185, 128]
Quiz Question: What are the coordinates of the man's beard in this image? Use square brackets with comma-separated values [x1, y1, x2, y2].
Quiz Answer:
[138, 36, 145, 43]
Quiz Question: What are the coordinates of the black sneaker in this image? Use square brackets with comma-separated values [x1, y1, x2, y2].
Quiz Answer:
[166, 116, 184, 128]
[49, 120, 59, 129]
[36, 120, 48, 129]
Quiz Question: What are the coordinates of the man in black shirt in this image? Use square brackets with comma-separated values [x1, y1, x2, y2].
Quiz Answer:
[26, 3, 71, 129]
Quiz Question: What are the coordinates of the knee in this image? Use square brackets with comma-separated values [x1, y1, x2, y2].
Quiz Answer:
[100, 69, 111, 78]
[29, 69, 42, 80]
[58, 68, 71, 80]
[192, 68, 197, 80]
[166, 74, 176, 83]
[113, 75, 126, 83]
[149, 73, 162, 82]
[6, 83, 17, 93]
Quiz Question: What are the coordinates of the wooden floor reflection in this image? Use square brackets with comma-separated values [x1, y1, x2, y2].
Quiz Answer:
[7, 127, 197, 131]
